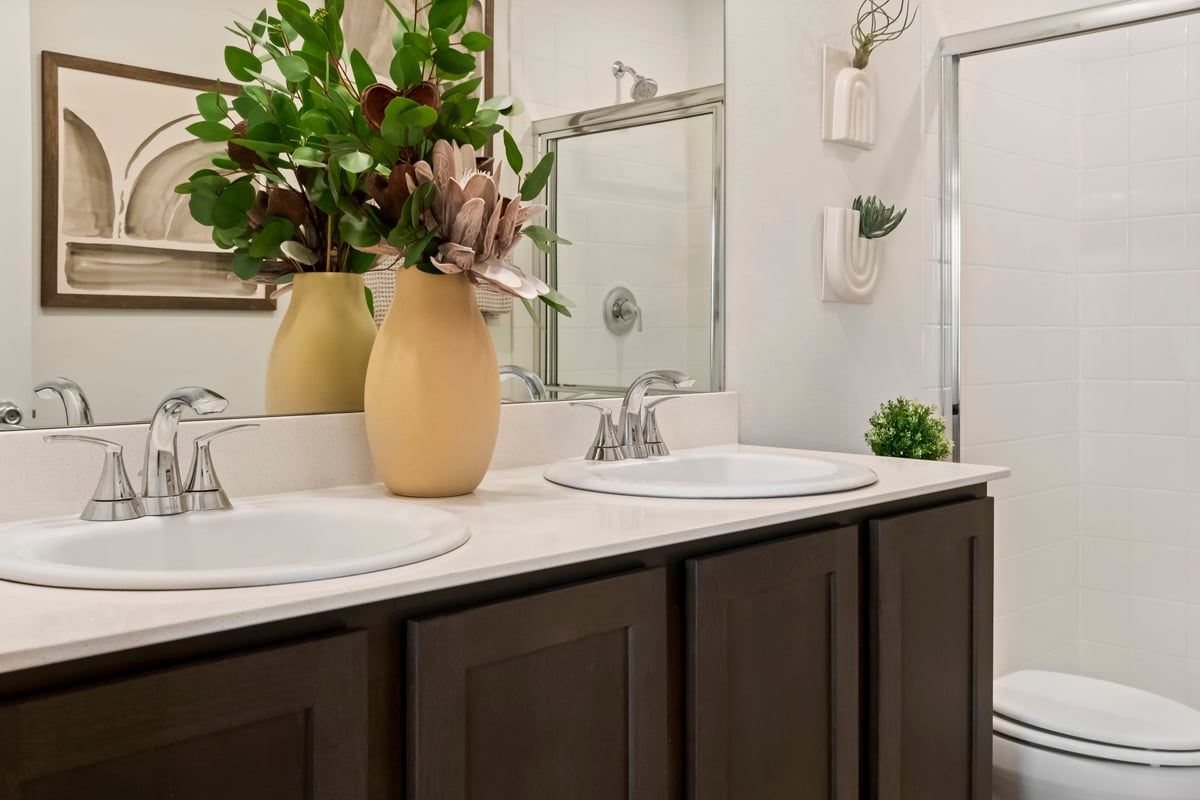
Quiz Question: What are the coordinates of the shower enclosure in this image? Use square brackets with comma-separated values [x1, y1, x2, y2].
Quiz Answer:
[940, 1, 1200, 705]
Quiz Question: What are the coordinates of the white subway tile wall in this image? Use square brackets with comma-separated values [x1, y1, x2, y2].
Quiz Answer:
[1077, 15, 1200, 706]
[959, 40, 1083, 679]
[960, 13, 1200, 706]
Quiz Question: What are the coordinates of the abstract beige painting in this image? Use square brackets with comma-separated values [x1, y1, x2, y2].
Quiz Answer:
[41, 52, 274, 310]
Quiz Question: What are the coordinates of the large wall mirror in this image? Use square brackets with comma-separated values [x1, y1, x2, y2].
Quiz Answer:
[0, 0, 724, 430]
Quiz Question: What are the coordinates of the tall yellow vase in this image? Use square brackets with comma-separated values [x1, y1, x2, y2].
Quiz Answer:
[364, 268, 501, 497]
[265, 272, 377, 415]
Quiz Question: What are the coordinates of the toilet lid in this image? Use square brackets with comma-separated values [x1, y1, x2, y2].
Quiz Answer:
[995, 671, 1200, 752]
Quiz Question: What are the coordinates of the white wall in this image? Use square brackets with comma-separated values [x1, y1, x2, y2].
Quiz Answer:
[1073, 15, 1200, 706]
[26, 0, 285, 426]
[725, 0, 928, 454]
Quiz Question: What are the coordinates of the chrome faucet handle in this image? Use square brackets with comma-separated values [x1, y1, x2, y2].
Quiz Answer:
[642, 396, 679, 457]
[570, 402, 625, 462]
[44, 435, 144, 521]
[184, 424, 259, 512]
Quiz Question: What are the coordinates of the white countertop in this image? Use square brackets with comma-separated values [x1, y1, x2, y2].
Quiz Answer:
[0, 445, 1007, 674]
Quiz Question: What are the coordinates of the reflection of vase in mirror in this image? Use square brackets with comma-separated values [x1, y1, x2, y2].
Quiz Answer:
[364, 268, 500, 498]
[265, 273, 377, 415]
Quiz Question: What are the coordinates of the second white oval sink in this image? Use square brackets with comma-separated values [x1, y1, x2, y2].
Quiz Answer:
[544, 450, 878, 499]
[0, 497, 469, 591]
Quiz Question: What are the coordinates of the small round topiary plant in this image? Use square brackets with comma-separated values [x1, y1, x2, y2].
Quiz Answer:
[864, 397, 952, 460]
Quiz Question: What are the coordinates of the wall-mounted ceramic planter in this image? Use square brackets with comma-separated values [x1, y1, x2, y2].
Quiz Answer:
[821, 46, 876, 150]
[822, 207, 880, 304]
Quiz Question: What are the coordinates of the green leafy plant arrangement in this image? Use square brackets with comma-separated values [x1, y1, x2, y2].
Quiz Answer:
[175, 0, 573, 318]
[850, 0, 917, 69]
[853, 195, 906, 239]
[864, 397, 952, 460]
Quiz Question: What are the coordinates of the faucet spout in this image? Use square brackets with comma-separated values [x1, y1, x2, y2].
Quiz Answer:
[618, 369, 694, 458]
[35, 377, 94, 426]
[499, 365, 549, 402]
[142, 387, 228, 515]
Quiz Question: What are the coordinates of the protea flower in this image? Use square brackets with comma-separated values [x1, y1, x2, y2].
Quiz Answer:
[407, 140, 551, 300]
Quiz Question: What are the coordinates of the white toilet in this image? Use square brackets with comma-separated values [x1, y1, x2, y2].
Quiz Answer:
[994, 671, 1200, 799]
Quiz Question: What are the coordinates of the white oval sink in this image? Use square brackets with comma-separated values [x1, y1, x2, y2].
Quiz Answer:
[545, 451, 878, 499]
[0, 498, 469, 590]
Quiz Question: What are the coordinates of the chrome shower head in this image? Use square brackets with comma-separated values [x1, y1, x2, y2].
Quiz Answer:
[630, 75, 658, 100]
[611, 61, 659, 101]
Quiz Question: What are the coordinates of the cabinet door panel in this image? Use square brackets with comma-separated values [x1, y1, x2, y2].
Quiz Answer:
[870, 497, 994, 800]
[407, 568, 670, 800]
[0, 631, 367, 800]
[687, 526, 860, 800]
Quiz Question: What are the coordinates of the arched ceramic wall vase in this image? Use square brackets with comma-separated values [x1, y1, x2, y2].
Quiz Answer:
[822, 207, 880, 304]
[821, 46, 877, 150]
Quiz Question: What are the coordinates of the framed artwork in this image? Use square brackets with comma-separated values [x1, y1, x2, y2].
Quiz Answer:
[40, 52, 275, 311]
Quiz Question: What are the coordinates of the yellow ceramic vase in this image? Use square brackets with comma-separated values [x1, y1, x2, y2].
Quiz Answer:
[265, 272, 377, 415]
[364, 268, 501, 497]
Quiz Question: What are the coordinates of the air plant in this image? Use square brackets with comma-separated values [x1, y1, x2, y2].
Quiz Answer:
[853, 195, 906, 239]
[850, 0, 917, 69]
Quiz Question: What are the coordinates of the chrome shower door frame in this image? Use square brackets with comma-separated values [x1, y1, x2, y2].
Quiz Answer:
[939, 0, 1200, 459]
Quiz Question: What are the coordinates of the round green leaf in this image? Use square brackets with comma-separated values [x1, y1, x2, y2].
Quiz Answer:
[249, 217, 296, 258]
[299, 109, 336, 135]
[338, 151, 373, 174]
[189, 192, 218, 226]
[433, 48, 475, 77]
[196, 91, 230, 122]
[460, 32, 492, 51]
[390, 47, 423, 90]
[186, 120, 234, 142]
[276, 54, 311, 83]
[224, 46, 261, 81]
[213, 179, 257, 228]
[231, 252, 265, 280]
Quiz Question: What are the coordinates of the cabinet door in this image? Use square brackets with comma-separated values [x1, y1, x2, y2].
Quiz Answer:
[0, 631, 367, 800]
[687, 526, 860, 800]
[870, 497, 994, 800]
[407, 568, 670, 800]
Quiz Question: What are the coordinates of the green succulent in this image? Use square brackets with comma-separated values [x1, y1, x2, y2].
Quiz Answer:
[864, 397, 952, 461]
[853, 195, 906, 239]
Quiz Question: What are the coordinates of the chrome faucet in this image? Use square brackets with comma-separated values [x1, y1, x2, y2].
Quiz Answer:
[142, 387, 229, 516]
[499, 365, 549, 402]
[47, 385, 255, 521]
[35, 377, 94, 426]
[618, 369, 694, 458]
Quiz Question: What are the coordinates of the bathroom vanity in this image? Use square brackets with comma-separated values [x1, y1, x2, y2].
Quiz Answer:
[0, 448, 1004, 800]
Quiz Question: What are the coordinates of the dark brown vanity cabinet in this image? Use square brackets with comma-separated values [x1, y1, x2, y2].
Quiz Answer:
[684, 496, 994, 800]
[686, 526, 861, 800]
[406, 569, 671, 800]
[0, 631, 368, 800]
[0, 489, 995, 800]
[869, 498, 995, 800]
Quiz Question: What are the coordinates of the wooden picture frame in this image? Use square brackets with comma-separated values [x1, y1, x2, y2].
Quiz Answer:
[40, 51, 275, 311]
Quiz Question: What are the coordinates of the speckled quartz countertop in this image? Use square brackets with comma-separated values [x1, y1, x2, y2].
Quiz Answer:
[0, 444, 1008, 674]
